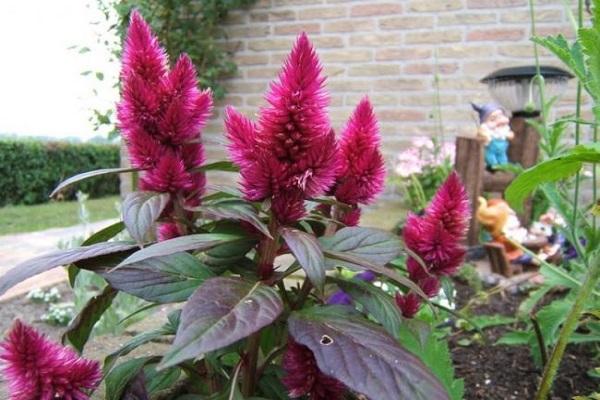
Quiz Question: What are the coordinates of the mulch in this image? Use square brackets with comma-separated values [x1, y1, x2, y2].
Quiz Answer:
[450, 280, 599, 400]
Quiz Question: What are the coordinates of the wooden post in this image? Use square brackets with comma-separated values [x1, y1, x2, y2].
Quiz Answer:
[454, 136, 485, 246]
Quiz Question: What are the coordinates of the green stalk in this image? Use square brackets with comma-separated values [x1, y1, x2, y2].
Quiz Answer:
[572, 0, 584, 239]
[535, 255, 600, 400]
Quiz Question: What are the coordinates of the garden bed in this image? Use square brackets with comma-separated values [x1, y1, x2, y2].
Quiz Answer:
[451, 281, 598, 400]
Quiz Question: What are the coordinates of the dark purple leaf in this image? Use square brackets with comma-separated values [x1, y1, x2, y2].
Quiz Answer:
[320, 227, 402, 268]
[50, 167, 140, 198]
[122, 191, 170, 244]
[68, 221, 126, 286]
[159, 277, 283, 369]
[280, 227, 325, 291]
[191, 200, 272, 238]
[289, 306, 449, 400]
[63, 286, 117, 353]
[0, 242, 137, 296]
[116, 233, 243, 268]
[100, 253, 214, 303]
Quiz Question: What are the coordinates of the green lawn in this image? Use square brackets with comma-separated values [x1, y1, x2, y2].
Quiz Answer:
[0, 196, 120, 236]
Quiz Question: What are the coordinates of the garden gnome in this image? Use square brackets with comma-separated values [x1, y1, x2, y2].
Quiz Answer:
[472, 102, 515, 169]
[476, 197, 523, 262]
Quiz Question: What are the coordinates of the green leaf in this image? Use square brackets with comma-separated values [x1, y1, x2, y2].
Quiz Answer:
[159, 277, 283, 369]
[50, 167, 140, 198]
[105, 357, 153, 400]
[289, 306, 449, 400]
[195, 161, 240, 172]
[62, 286, 117, 353]
[0, 241, 137, 297]
[320, 227, 402, 268]
[104, 326, 172, 373]
[397, 324, 464, 400]
[193, 200, 271, 239]
[331, 277, 403, 338]
[100, 253, 214, 303]
[122, 191, 170, 244]
[496, 331, 530, 346]
[532, 35, 585, 83]
[144, 364, 181, 394]
[280, 227, 325, 291]
[506, 143, 600, 211]
[116, 233, 243, 268]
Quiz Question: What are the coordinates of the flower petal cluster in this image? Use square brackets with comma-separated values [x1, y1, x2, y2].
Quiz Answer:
[330, 97, 385, 226]
[282, 338, 345, 400]
[396, 171, 470, 317]
[0, 320, 101, 400]
[117, 11, 212, 236]
[225, 33, 338, 224]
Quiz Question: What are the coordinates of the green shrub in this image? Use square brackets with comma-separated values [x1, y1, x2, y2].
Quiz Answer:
[0, 139, 120, 206]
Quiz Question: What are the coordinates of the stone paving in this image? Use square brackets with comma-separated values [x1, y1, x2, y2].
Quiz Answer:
[0, 219, 118, 301]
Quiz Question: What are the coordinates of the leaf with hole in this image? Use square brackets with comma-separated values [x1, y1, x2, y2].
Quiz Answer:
[280, 227, 325, 291]
[159, 277, 283, 369]
[122, 191, 170, 244]
[0, 241, 137, 297]
[100, 252, 214, 303]
[289, 306, 449, 400]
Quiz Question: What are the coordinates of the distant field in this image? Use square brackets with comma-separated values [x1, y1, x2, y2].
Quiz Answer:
[0, 196, 120, 235]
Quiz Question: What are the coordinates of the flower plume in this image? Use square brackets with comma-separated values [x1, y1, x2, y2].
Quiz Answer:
[0, 320, 101, 400]
[117, 10, 213, 238]
[225, 33, 338, 224]
[334, 97, 385, 207]
[282, 338, 345, 400]
[398, 171, 470, 317]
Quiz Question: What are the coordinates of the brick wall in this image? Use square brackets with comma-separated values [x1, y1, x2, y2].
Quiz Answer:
[202, 0, 583, 163]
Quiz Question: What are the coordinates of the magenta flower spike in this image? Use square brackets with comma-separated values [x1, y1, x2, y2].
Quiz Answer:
[282, 338, 345, 400]
[0, 320, 101, 400]
[400, 171, 470, 317]
[117, 10, 213, 238]
[334, 97, 386, 207]
[225, 33, 339, 224]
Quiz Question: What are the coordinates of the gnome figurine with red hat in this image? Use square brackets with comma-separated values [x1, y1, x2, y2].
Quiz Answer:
[472, 102, 515, 169]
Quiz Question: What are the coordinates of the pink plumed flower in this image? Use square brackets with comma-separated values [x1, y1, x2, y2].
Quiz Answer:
[399, 171, 469, 317]
[117, 11, 213, 239]
[225, 33, 338, 224]
[282, 338, 345, 400]
[334, 97, 385, 206]
[395, 292, 421, 318]
[0, 320, 101, 400]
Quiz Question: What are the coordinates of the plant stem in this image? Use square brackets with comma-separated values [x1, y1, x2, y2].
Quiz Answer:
[530, 314, 548, 367]
[257, 217, 280, 279]
[572, 0, 584, 246]
[535, 255, 600, 400]
[293, 278, 313, 310]
[241, 332, 261, 397]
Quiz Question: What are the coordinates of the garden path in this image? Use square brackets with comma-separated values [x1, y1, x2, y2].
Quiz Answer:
[0, 219, 117, 301]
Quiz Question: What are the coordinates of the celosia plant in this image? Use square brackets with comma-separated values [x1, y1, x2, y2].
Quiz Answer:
[0, 12, 470, 400]
[0, 320, 101, 400]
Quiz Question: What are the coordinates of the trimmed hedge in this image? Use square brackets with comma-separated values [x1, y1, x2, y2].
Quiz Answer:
[0, 139, 120, 206]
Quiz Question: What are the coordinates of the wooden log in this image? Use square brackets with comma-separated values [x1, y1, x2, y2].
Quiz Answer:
[455, 136, 485, 246]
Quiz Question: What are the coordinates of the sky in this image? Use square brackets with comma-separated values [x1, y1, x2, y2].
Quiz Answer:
[0, 1, 120, 140]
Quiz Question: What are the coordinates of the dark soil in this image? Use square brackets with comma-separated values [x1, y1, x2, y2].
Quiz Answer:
[450, 281, 599, 400]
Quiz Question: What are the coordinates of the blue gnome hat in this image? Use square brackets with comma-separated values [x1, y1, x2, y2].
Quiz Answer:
[471, 102, 504, 124]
